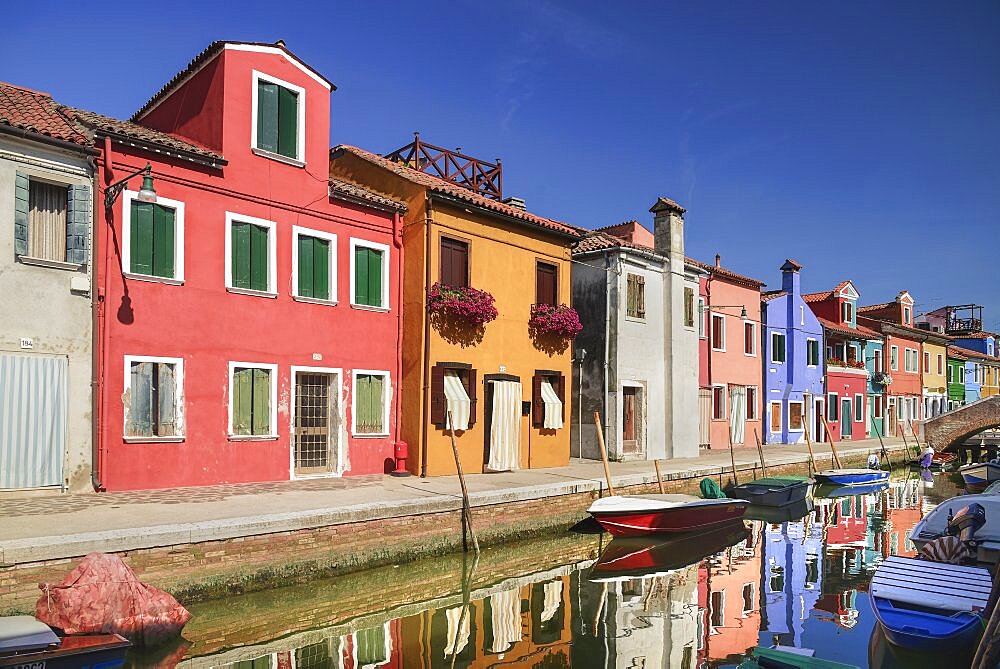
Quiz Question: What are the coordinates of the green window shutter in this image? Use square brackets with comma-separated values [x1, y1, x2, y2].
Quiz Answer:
[250, 224, 269, 291]
[371, 374, 384, 432]
[131, 201, 154, 275]
[367, 249, 383, 307]
[158, 363, 177, 436]
[152, 205, 175, 278]
[66, 184, 90, 265]
[256, 81, 278, 153]
[313, 238, 329, 300]
[232, 368, 253, 435]
[251, 368, 271, 435]
[277, 85, 298, 159]
[231, 222, 251, 289]
[14, 171, 29, 256]
[356, 374, 371, 432]
[128, 362, 153, 436]
[298, 235, 314, 297]
[355, 247, 369, 305]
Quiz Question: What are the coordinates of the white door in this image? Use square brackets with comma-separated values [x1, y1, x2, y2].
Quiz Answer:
[0, 353, 67, 489]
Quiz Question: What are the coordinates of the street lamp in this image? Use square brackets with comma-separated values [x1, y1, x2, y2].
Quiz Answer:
[104, 163, 156, 209]
[700, 304, 748, 319]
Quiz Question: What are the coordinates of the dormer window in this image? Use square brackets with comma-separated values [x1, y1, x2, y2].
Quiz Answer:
[903, 306, 911, 324]
[841, 302, 853, 324]
[251, 71, 305, 165]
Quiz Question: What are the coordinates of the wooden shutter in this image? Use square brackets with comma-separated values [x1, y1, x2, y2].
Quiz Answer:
[298, 235, 314, 297]
[251, 368, 270, 435]
[467, 368, 478, 428]
[257, 81, 279, 152]
[440, 237, 469, 287]
[277, 85, 298, 159]
[770, 403, 781, 432]
[371, 374, 384, 432]
[232, 368, 252, 435]
[127, 362, 153, 436]
[313, 238, 329, 300]
[367, 249, 383, 307]
[556, 372, 566, 420]
[430, 365, 446, 426]
[131, 201, 154, 275]
[355, 246, 369, 305]
[626, 274, 636, 317]
[158, 363, 177, 436]
[536, 263, 557, 306]
[636, 275, 645, 318]
[231, 222, 251, 289]
[152, 204, 174, 278]
[13, 171, 28, 256]
[66, 183, 90, 265]
[249, 224, 269, 291]
[531, 373, 544, 427]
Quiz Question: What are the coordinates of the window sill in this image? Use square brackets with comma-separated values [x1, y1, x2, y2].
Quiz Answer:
[228, 435, 279, 441]
[124, 436, 185, 443]
[125, 272, 184, 286]
[352, 432, 389, 438]
[745, 352, 757, 358]
[252, 147, 305, 168]
[711, 347, 726, 353]
[17, 256, 85, 272]
[624, 315, 646, 323]
[227, 287, 278, 299]
[293, 295, 338, 306]
[350, 303, 390, 313]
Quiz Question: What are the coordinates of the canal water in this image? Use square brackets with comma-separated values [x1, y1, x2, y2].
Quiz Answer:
[127, 470, 974, 669]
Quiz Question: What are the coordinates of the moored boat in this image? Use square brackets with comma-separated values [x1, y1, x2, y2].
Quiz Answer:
[730, 476, 812, 507]
[586, 493, 748, 537]
[813, 468, 889, 487]
[739, 646, 861, 669]
[813, 481, 889, 501]
[910, 494, 1000, 564]
[0, 616, 130, 669]
[958, 461, 1000, 491]
[744, 496, 815, 523]
[909, 451, 957, 470]
[870, 556, 992, 652]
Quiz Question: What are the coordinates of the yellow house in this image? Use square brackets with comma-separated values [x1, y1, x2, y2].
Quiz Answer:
[330, 143, 581, 476]
[985, 359, 1000, 398]
[921, 334, 949, 417]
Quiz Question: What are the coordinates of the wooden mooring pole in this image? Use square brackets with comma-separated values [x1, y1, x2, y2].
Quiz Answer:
[593, 411, 616, 496]
[820, 416, 843, 469]
[753, 429, 767, 478]
[801, 409, 817, 475]
[448, 411, 480, 555]
[653, 460, 666, 494]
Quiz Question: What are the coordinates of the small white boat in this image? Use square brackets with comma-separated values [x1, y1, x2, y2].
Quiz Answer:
[959, 462, 1000, 491]
[911, 494, 1000, 564]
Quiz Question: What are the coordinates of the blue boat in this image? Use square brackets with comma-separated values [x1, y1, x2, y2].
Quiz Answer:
[959, 462, 1000, 491]
[870, 556, 993, 652]
[812, 468, 889, 487]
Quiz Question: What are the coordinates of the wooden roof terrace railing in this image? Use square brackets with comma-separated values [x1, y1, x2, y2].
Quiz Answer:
[385, 133, 503, 200]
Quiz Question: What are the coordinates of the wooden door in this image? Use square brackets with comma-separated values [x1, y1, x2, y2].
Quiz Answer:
[814, 398, 825, 442]
[622, 386, 640, 455]
[841, 399, 852, 437]
[294, 372, 337, 475]
[699, 388, 712, 448]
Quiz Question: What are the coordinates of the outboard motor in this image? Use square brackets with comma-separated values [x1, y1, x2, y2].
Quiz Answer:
[947, 503, 987, 547]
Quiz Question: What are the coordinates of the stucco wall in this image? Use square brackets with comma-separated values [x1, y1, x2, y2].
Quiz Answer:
[0, 135, 94, 491]
[569, 253, 607, 460]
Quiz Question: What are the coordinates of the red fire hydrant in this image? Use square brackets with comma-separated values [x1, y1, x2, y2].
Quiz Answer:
[391, 440, 411, 477]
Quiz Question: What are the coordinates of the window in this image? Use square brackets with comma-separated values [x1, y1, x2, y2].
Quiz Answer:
[431, 364, 477, 429]
[536, 261, 558, 306]
[353, 370, 389, 436]
[937, 354, 943, 375]
[226, 213, 276, 294]
[746, 386, 758, 420]
[627, 273, 646, 319]
[923, 352, 930, 373]
[834, 343, 845, 360]
[828, 393, 839, 421]
[744, 322, 756, 356]
[698, 297, 707, 338]
[124, 356, 183, 439]
[874, 348, 883, 373]
[229, 363, 276, 438]
[683, 286, 695, 327]
[905, 349, 917, 373]
[711, 314, 726, 351]
[440, 237, 469, 288]
[873, 395, 883, 418]
[22, 179, 70, 263]
[712, 385, 726, 420]
[854, 394, 863, 422]
[841, 301, 853, 323]
[710, 590, 724, 628]
[292, 226, 336, 302]
[788, 401, 804, 431]
[532, 372, 566, 429]
[252, 71, 305, 163]
[123, 192, 185, 281]
[890, 345, 899, 371]
[800, 305, 805, 326]
[355, 624, 390, 667]
[903, 306, 911, 324]
[947, 365, 954, 383]
[806, 339, 820, 366]
[771, 332, 786, 363]
[351, 239, 390, 309]
[769, 402, 781, 432]
[742, 583, 755, 615]
[848, 344, 860, 364]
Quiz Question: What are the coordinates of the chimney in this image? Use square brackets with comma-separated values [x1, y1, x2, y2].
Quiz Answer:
[650, 196, 687, 260]
[502, 196, 526, 210]
[715, 254, 721, 268]
[780, 259, 802, 296]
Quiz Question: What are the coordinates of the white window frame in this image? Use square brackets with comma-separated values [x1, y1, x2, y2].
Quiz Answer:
[225, 212, 278, 297]
[770, 332, 786, 364]
[937, 354, 943, 375]
[873, 395, 884, 419]
[874, 348, 883, 373]
[903, 306, 911, 324]
[711, 313, 726, 352]
[250, 70, 307, 167]
[227, 361, 279, 440]
[351, 368, 392, 437]
[352, 621, 393, 669]
[712, 384, 727, 420]
[890, 345, 899, 371]
[805, 338, 819, 367]
[698, 297, 707, 338]
[827, 392, 839, 421]
[800, 305, 805, 326]
[289, 366, 344, 479]
[122, 355, 185, 442]
[768, 400, 783, 433]
[741, 582, 756, 617]
[349, 238, 391, 311]
[923, 351, 930, 373]
[744, 321, 757, 357]
[746, 385, 758, 420]
[854, 394, 864, 422]
[291, 225, 338, 304]
[121, 190, 186, 284]
[787, 400, 804, 432]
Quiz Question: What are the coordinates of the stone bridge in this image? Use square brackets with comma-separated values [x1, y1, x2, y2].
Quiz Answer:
[921, 395, 1000, 451]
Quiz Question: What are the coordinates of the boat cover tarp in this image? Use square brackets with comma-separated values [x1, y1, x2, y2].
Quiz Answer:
[700, 477, 726, 499]
[35, 552, 191, 646]
[742, 477, 807, 489]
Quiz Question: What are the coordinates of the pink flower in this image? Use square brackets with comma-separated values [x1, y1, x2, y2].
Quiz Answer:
[530, 303, 583, 339]
[427, 282, 498, 327]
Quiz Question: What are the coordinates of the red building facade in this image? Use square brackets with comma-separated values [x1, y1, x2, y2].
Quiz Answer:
[81, 41, 405, 490]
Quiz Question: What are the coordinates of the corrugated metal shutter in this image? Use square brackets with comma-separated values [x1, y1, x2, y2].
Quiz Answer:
[0, 353, 67, 489]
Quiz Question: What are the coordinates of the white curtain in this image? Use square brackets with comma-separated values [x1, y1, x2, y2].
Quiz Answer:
[444, 605, 471, 657]
[488, 381, 521, 471]
[443, 371, 471, 431]
[490, 588, 521, 653]
[541, 579, 563, 622]
[540, 378, 564, 429]
[729, 385, 746, 445]
[28, 181, 67, 261]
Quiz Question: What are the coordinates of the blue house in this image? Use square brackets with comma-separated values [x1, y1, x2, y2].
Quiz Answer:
[761, 260, 825, 444]
[865, 337, 886, 438]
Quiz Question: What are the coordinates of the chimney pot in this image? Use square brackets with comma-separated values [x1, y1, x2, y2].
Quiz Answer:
[715, 254, 721, 267]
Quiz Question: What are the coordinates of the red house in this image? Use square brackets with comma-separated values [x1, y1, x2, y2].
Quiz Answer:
[76, 41, 406, 490]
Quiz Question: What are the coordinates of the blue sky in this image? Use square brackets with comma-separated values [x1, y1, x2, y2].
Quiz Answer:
[5, 1, 998, 327]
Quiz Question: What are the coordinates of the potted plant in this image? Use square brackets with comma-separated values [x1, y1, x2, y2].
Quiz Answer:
[426, 282, 498, 327]
[529, 303, 583, 340]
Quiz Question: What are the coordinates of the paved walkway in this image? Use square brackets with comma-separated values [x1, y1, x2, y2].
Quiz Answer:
[0, 437, 910, 564]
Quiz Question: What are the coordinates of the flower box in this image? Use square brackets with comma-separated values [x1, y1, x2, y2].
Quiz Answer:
[529, 303, 583, 340]
[426, 282, 498, 327]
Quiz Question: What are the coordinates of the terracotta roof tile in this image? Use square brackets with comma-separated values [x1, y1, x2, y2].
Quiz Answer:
[802, 290, 832, 303]
[687, 257, 766, 288]
[762, 290, 786, 302]
[816, 316, 881, 340]
[0, 82, 89, 145]
[333, 144, 580, 238]
[780, 259, 802, 271]
[329, 177, 407, 212]
[954, 331, 998, 340]
[67, 107, 225, 164]
[858, 301, 896, 313]
[859, 315, 951, 340]
[649, 196, 686, 215]
[574, 231, 656, 256]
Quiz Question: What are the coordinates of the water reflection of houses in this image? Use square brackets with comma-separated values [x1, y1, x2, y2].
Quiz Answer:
[760, 509, 824, 648]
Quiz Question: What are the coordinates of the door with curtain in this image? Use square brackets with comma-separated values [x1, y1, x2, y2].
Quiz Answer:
[484, 378, 522, 472]
[0, 354, 67, 489]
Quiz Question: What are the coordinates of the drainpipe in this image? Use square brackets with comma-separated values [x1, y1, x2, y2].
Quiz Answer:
[419, 196, 434, 477]
[90, 136, 114, 491]
[392, 211, 403, 444]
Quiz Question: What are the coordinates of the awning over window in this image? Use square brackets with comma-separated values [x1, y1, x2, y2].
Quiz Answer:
[444, 370, 471, 431]
[540, 378, 564, 430]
